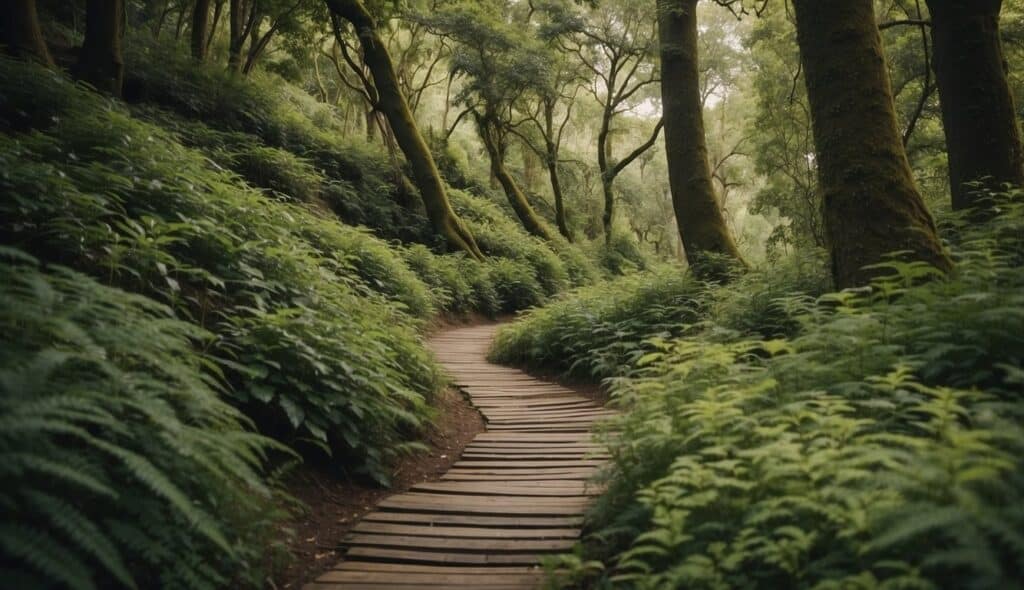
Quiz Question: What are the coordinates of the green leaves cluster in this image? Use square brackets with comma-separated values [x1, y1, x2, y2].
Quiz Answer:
[0, 56, 440, 483]
[0, 250, 287, 589]
[529, 194, 1024, 588]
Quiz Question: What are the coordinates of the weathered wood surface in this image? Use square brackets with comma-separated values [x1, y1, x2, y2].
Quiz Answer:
[305, 324, 611, 589]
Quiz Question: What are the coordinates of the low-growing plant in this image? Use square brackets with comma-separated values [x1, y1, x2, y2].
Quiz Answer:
[573, 193, 1024, 589]
[0, 56, 441, 483]
[491, 267, 707, 380]
[0, 248, 289, 590]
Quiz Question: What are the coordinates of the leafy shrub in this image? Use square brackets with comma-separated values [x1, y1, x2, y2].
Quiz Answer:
[402, 244, 475, 314]
[0, 57, 440, 483]
[570, 194, 1024, 589]
[230, 145, 324, 203]
[0, 249, 287, 590]
[125, 39, 436, 244]
[594, 231, 651, 275]
[491, 267, 707, 380]
[450, 188, 591, 297]
[486, 257, 548, 314]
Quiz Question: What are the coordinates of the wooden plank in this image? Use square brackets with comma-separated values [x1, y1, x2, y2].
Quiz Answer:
[344, 533, 576, 552]
[344, 547, 547, 565]
[351, 522, 580, 539]
[335, 562, 543, 573]
[315, 570, 542, 585]
[360, 512, 583, 528]
[411, 482, 597, 496]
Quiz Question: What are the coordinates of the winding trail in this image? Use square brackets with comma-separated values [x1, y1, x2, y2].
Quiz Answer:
[305, 324, 611, 589]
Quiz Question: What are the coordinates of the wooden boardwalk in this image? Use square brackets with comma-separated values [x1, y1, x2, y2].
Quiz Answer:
[305, 324, 610, 589]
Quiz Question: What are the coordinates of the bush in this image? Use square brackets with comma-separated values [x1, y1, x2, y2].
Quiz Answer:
[0, 57, 440, 483]
[491, 267, 707, 380]
[230, 145, 324, 203]
[566, 193, 1024, 589]
[125, 39, 435, 244]
[0, 249, 287, 590]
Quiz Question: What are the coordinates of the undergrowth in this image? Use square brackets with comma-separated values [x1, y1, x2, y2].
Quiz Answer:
[524, 194, 1024, 588]
[0, 249, 288, 590]
[0, 57, 441, 483]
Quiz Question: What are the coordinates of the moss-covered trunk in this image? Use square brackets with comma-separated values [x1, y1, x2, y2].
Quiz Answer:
[228, 0, 245, 71]
[926, 0, 1023, 212]
[75, 0, 125, 97]
[598, 109, 615, 242]
[657, 0, 745, 273]
[191, 0, 212, 61]
[323, 0, 483, 260]
[546, 141, 571, 241]
[1, 0, 53, 66]
[792, 0, 951, 288]
[477, 113, 555, 241]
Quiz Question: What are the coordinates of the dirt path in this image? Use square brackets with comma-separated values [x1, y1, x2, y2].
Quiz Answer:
[303, 324, 611, 589]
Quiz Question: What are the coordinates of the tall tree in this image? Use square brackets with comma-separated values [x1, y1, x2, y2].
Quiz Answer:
[658, 0, 745, 273]
[75, 0, 126, 97]
[505, 49, 583, 240]
[2, 0, 53, 66]
[191, 0, 212, 60]
[323, 0, 484, 259]
[791, 0, 951, 288]
[424, 5, 556, 241]
[228, 0, 255, 71]
[550, 0, 663, 241]
[925, 0, 1024, 211]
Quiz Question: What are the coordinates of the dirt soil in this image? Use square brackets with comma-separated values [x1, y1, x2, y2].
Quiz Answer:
[272, 385, 484, 589]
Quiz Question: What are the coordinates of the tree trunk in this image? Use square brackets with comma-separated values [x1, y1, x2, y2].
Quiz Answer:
[598, 109, 614, 242]
[75, 0, 125, 97]
[323, 0, 484, 259]
[228, 0, 246, 71]
[926, 0, 1023, 212]
[792, 0, 951, 288]
[477, 114, 555, 241]
[658, 0, 745, 274]
[546, 142, 571, 241]
[191, 0, 212, 61]
[206, 0, 225, 53]
[2, 0, 53, 66]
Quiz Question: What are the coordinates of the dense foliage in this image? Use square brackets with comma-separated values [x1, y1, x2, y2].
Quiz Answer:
[0, 249, 287, 589]
[503, 195, 1024, 588]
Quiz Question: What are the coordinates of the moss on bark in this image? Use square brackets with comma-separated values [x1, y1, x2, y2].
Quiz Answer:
[658, 0, 746, 276]
[926, 0, 1024, 212]
[792, 0, 952, 288]
[325, 0, 483, 260]
[1, 0, 53, 66]
[75, 0, 125, 97]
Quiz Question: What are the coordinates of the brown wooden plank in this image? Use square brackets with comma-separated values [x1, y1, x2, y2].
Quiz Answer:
[344, 533, 575, 552]
[335, 562, 543, 573]
[315, 570, 542, 585]
[411, 482, 597, 496]
[351, 522, 580, 539]
[360, 512, 583, 527]
[344, 546, 547, 565]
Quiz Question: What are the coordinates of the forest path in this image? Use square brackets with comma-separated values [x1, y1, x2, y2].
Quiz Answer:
[304, 324, 611, 589]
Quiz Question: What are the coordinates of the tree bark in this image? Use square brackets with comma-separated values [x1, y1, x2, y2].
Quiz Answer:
[658, 0, 746, 274]
[323, 0, 484, 259]
[206, 0, 225, 53]
[2, 0, 54, 66]
[75, 0, 125, 97]
[477, 113, 555, 241]
[792, 0, 951, 288]
[228, 0, 248, 72]
[191, 0, 212, 61]
[546, 141, 571, 241]
[926, 0, 1023, 212]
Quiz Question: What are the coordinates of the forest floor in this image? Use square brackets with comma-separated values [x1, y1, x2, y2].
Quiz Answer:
[273, 384, 485, 589]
